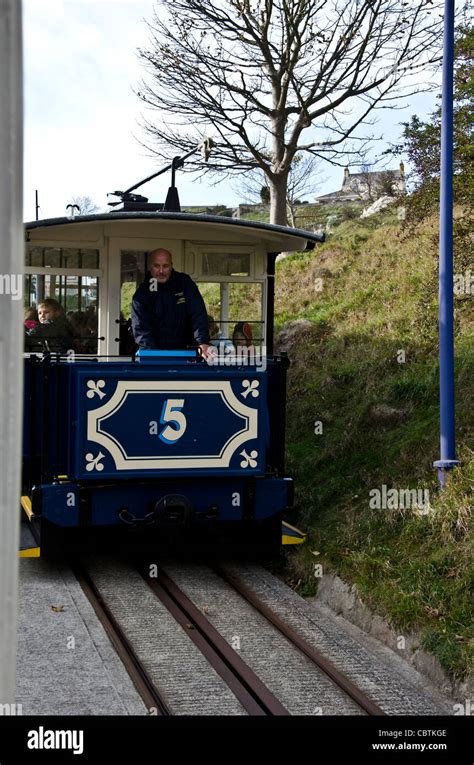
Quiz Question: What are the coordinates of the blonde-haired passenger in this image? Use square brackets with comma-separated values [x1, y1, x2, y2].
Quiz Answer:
[26, 298, 74, 353]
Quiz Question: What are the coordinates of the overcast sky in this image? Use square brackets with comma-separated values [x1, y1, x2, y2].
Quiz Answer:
[23, 0, 444, 222]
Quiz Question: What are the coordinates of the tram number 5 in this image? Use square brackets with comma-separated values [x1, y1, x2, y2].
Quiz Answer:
[159, 398, 186, 444]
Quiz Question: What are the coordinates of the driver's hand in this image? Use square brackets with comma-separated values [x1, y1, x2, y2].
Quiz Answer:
[199, 343, 217, 361]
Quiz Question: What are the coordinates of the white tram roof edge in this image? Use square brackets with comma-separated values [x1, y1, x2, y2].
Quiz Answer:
[24, 211, 324, 253]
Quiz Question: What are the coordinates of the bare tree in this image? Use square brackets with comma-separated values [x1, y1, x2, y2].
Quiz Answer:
[69, 195, 99, 215]
[235, 153, 323, 225]
[357, 163, 377, 202]
[137, 0, 443, 224]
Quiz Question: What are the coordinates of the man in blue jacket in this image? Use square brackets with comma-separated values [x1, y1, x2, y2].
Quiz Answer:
[131, 248, 213, 359]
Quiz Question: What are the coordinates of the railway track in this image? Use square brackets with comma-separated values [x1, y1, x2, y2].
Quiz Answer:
[213, 564, 385, 716]
[140, 565, 288, 715]
[73, 557, 385, 716]
[72, 564, 171, 716]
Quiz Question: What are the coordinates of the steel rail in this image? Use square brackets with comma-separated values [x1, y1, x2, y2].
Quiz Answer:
[215, 566, 386, 717]
[72, 562, 171, 716]
[139, 565, 289, 716]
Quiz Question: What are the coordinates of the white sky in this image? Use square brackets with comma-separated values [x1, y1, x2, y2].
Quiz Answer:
[23, 0, 443, 222]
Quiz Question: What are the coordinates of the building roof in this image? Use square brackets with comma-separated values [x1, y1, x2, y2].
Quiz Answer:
[343, 168, 403, 181]
[314, 190, 361, 204]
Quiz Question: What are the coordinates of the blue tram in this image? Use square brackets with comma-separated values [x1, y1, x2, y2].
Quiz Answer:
[21, 208, 323, 554]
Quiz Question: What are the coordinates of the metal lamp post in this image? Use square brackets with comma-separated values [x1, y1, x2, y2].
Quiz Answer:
[433, 0, 461, 486]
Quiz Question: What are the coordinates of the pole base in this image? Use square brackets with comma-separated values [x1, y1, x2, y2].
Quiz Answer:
[433, 459, 461, 487]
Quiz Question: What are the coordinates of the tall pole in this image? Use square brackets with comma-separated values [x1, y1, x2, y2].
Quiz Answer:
[0, 0, 23, 704]
[433, 0, 460, 486]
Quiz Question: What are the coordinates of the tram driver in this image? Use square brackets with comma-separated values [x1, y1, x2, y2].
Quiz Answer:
[131, 248, 215, 360]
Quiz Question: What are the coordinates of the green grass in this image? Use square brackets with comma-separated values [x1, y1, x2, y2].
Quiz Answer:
[271, 207, 473, 682]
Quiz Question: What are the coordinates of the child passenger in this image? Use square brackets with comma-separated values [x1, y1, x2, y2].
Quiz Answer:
[26, 298, 74, 352]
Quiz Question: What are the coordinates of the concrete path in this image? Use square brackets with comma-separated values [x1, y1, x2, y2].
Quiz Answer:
[16, 556, 147, 716]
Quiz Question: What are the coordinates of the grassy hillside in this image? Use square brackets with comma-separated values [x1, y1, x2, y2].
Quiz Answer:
[273, 207, 473, 683]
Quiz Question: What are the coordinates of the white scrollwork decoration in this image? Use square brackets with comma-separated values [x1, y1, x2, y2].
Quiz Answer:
[86, 380, 106, 399]
[241, 379, 259, 399]
[87, 380, 259, 471]
[85, 451, 105, 472]
[240, 449, 258, 468]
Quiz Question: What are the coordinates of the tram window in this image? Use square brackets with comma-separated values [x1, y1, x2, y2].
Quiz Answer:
[24, 246, 102, 354]
[197, 281, 264, 346]
[24, 275, 36, 306]
[43, 248, 61, 268]
[25, 274, 98, 311]
[81, 250, 100, 269]
[120, 251, 146, 320]
[62, 250, 79, 268]
[61, 275, 98, 312]
[24, 275, 99, 354]
[118, 251, 146, 354]
[202, 252, 250, 277]
[25, 247, 100, 270]
[61, 249, 99, 269]
[228, 282, 263, 345]
[228, 282, 262, 321]
[27, 248, 44, 268]
[198, 282, 221, 319]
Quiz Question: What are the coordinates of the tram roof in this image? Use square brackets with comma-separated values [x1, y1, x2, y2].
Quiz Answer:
[24, 211, 324, 252]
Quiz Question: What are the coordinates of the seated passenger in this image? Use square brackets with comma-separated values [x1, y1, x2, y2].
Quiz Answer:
[26, 298, 75, 353]
[208, 315, 234, 352]
[69, 311, 96, 354]
[232, 321, 254, 348]
[119, 311, 136, 355]
[24, 306, 39, 331]
[85, 305, 97, 330]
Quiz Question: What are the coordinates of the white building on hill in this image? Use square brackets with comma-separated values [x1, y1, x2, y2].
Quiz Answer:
[316, 163, 406, 204]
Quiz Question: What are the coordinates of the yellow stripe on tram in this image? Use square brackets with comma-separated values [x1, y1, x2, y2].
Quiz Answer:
[282, 520, 307, 545]
[282, 534, 305, 545]
[20, 495, 34, 520]
[18, 547, 41, 558]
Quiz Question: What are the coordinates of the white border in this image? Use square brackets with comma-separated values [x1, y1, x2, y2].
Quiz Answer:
[86, 380, 258, 470]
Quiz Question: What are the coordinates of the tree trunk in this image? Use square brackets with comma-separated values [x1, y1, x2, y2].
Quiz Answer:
[286, 199, 296, 228]
[269, 173, 289, 226]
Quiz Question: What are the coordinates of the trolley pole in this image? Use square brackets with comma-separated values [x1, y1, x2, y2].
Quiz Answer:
[0, 0, 23, 705]
[433, 0, 460, 487]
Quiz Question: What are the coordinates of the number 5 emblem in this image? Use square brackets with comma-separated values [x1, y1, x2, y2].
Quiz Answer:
[159, 398, 187, 443]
